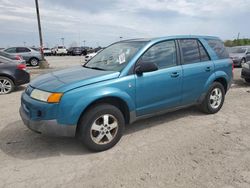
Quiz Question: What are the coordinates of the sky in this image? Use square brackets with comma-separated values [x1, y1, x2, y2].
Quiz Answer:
[0, 0, 250, 48]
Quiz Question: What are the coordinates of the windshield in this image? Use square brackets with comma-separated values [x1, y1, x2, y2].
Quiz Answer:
[230, 47, 247, 53]
[84, 41, 147, 72]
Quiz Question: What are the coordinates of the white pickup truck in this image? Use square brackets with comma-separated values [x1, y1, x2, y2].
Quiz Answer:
[52, 46, 67, 56]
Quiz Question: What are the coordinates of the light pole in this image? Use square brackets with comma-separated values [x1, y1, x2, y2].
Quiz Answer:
[83, 40, 86, 47]
[35, 0, 49, 68]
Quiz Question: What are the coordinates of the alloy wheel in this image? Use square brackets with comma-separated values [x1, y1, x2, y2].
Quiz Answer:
[90, 114, 119, 145]
[209, 88, 223, 109]
[0, 78, 12, 94]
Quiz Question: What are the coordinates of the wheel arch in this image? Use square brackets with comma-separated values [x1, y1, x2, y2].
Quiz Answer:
[0, 73, 16, 85]
[77, 96, 130, 125]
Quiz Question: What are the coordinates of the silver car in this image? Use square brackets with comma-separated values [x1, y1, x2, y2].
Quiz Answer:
[3, 47, 42, 66]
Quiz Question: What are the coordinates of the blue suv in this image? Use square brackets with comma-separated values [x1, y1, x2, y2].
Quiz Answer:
[20, 36, 233, 151]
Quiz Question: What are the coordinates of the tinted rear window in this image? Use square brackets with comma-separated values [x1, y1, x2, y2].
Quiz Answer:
[206, 39, 229, 59]
[179, 39, 200, 64]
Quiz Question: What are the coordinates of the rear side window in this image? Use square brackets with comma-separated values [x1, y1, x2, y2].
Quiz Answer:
[205, 39, 229, 59]
[140, 40, 177, 69]
[0, 56, 12, 64]
[179, 39, 200, 64]
[17, 47, 31, 53]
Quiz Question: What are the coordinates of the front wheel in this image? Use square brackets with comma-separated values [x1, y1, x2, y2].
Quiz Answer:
[77, 104, 125, 152]
[199, 82, 225, 114]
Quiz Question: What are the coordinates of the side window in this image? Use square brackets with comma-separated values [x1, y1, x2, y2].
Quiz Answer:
[205, 39, 229, 59]
[198, 42, 210, 61]
[17, 47, 31, 53]
[5, 48, 16, 53]
[179, 39, 200, 64]
[140, 40, 177, 69]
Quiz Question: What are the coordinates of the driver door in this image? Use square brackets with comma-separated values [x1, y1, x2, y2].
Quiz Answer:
[135, 40, 182, 116]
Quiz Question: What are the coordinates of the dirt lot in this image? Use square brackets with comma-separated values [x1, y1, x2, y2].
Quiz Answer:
[0, 57, 250, 188]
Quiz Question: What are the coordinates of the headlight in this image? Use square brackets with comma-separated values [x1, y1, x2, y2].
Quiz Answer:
[30, 89, 63, 103]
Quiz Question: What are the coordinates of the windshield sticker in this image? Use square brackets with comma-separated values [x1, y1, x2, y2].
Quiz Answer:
[119, 53, 126, 64]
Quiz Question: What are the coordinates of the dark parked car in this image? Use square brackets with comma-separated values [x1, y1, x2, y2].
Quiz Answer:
[0, 56, 30, 94]
[3, 47, 42, 66]
[67, 47, 82, 56]
[241, 55, 250, 83]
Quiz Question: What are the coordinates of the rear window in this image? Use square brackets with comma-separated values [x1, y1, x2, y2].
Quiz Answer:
[205, 39, 229, 59]
[0, 56, 13, 64]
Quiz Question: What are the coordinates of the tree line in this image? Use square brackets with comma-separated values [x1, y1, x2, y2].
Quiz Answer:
[224, 39, 250, 47]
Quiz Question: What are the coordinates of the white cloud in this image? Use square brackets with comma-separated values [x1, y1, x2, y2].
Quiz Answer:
[0, 0, 249, 47]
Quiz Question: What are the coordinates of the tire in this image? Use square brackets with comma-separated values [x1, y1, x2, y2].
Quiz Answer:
[77, 104, 125, 152]
[29, 58, 39, 66]
[199, 82, 225, 114]
[0, 76, 14, 94]
[245, 78, 250, 83]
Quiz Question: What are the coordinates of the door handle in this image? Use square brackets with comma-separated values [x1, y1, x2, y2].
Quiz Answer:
[205, 67, 211, 72]
[171, 72, 180, 78]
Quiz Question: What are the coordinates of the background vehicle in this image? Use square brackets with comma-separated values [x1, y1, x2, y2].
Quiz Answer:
[0, 56, 30, 94]
[84, 52, 98, 62]
[43, 48, 52, 56]
[52, 46, 67, 56]
[241, 54, 250, 83]
[20, 36, 233, 152]
[228, 46, 250, 67]
[3, 47, 42, 66]
[67, 47, 82, 56]
[0, 51, 25, 64]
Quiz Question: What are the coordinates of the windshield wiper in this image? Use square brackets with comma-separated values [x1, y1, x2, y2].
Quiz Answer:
[83, 65, 106, 71]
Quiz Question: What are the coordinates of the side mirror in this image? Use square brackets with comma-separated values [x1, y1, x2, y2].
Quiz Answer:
[135, 62, 158, 75]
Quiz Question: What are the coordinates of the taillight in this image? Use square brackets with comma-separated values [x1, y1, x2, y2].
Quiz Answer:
[17, 64, 26, 70]
[15, 55, 22, 60]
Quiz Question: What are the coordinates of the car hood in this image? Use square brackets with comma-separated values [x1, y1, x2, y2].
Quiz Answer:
[229, 53, 245, 58]
[30, 66, 120, 92]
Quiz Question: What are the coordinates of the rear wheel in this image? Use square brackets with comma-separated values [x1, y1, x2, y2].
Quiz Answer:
[29, 58, 39, 66]
[199, 82, 225, 114]
[245, 78, 250, 83]
[0, 77, 14, 94]
[77, 104, 125, 152]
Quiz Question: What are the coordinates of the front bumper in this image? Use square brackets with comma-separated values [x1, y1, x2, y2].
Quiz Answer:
[19, 106, 76, 137]
[241, 67, 250, 79]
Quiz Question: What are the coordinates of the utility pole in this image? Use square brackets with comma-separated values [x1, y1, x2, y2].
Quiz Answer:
[83, 40, 86, 47]
[35, 0, 49, 68]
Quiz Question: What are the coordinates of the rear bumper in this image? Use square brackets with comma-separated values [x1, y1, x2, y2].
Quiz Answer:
[19, 106, 76, 137]
[15, 70, 30, 86]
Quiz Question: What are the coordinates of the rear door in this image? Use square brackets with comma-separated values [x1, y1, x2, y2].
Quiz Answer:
[178, 39, 214, 105]
[135, 40, 182, 116]
[16, 47, 31, 61]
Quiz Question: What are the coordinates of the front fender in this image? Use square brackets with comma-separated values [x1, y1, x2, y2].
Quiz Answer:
[57, 77, 136, 125]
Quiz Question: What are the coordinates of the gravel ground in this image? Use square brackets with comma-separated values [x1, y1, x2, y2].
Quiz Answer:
[0, 57, 250, 188]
